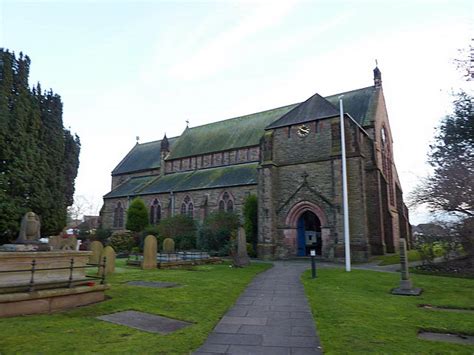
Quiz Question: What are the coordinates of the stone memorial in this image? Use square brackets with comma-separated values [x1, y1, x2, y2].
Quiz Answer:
[391, 238, 423, 296]
[142, 235, 157, 270]
[232, 227, 250, 267]
[162, 238, 175, 253]
[0, 212, 48, 251]
[100, 246, 116, 276]
[0, 212, 109, 317]
[89, 241, 104, 264]
[48, 235, 78, 251]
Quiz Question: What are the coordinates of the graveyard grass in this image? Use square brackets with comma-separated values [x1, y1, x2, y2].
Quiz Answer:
[372, 249, 422, 265]
[0, 260, 271, 354]
[303, 268, 474, 354]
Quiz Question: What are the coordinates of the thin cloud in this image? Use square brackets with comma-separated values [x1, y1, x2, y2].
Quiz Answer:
[167, 0, 299, 80]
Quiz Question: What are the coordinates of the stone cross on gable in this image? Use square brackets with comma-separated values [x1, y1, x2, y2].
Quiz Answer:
[301, 171, 309, 182]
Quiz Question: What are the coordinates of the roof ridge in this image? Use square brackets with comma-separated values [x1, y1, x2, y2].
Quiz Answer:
[325, 85, 375, 98]
[137, 135, 180, 146]
[186, 103, 300, 131]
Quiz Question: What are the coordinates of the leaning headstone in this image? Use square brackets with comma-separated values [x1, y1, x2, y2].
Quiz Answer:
[100, 246, 116, 276]
[90, 241, 104, 264]
[391, 238, 423, 296]
[142, 235, 157, 270]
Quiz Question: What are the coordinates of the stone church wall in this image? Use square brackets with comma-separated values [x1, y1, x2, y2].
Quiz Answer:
[102, 185, 257, 232]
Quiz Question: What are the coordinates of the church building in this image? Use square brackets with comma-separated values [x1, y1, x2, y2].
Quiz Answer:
[102, 67, 411, 261]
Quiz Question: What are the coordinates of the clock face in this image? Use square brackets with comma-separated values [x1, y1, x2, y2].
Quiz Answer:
[297, 124, 310, 137]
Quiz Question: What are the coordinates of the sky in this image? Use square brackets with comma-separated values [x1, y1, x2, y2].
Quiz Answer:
[1, 0, 472, 224]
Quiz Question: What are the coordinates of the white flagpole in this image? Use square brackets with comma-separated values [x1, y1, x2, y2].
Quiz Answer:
[339, 95, 351, 272]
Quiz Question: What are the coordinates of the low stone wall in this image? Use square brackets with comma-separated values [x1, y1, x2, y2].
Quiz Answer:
[0, 284, 108, 317]
[0, 251, 92, 287]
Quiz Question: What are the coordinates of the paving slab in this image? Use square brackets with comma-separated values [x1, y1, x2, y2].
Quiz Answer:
[97, 310, 191, 334]
[126, 281, 179, 288]
[195, 261, 322, 354]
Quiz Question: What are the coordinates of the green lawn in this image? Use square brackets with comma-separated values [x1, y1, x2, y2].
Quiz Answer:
[303, 268, 474, 354]
[0, 260, 271, 354]
[372, 249, 422, 265]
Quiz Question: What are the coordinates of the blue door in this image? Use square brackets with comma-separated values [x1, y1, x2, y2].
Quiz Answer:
[297, 217, 306, 256]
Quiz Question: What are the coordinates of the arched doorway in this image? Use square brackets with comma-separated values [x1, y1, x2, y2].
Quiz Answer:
[297, 211, 322, 256]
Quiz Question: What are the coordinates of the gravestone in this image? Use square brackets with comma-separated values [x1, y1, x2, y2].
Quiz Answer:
[142, 235, 157, 270]
[97, 310, 191, 334]
[162, 238, 175, 253]
[100, 245, 116, 276]
[232, 227, 250, 267]
[391, 238, 422, 296]
[89, 241, 104, 264]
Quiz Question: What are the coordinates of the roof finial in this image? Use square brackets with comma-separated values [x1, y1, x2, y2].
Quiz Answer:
[161, 133, 169, 152]
[373, 60, 382, 89]
[136, 136, 140, 144]
[185, 119, 189, 128]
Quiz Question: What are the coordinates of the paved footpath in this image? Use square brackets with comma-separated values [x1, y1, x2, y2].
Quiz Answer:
[195, 262, 322, 355]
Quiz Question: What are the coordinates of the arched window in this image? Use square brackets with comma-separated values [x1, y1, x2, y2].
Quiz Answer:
[180, 195, 194, 218]
[219, 200, 225, 211]
[113, 202, 124, 228]
[150, 199, 161, 225]
[218, 191, 235, 213]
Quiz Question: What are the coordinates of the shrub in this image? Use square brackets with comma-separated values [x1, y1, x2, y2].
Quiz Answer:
[157, 215, 197, 250]
[126, 198, 149, 233]
[108, 232, 137, 253]
[94, 228, 111, 244]
[198, 211, 240, 255]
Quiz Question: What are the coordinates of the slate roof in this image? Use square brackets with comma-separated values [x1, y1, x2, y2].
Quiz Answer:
[104, 163, 258, 199]
[110, 86, 378, 176]
[325, 86, 378, 126]
[266, 93, 339, 129]
[166, 104, 297, 160]
[112, 137, 178, 175]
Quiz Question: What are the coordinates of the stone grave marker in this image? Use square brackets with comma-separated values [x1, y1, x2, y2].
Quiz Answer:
[89, 241, 104, 264]
[391, 238, 422, 296]
[232, 227, 250, 267]
[142, 235, 157, 270]
[100, 245, 116, 276]
[97, 310, 191, 334]
[127, 281, 179, 288]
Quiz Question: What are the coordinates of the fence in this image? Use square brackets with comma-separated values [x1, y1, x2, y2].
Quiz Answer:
[0, 257, 106, 293]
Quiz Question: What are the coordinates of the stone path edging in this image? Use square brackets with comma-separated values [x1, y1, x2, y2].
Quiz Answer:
[195, 262, 322, 354]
